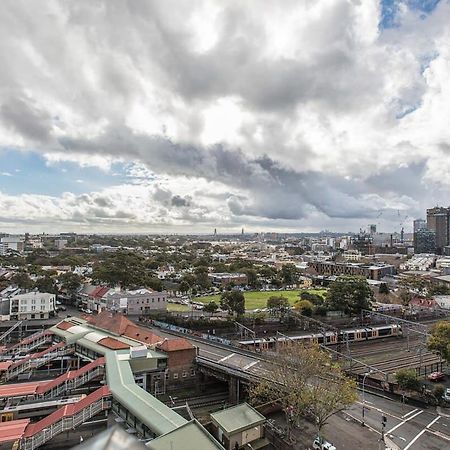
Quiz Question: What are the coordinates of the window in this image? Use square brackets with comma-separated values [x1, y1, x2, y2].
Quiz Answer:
[182, 371, 187, 378]
[190, 369, 196, 376]
[173, 373, 178, 379]
[165, 372, 170, 380]
[152, 299, 154, 303]
[31, 305, 36, 311]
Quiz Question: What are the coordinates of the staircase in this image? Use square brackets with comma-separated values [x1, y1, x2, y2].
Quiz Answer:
[1, 343, 73, 383]
[21, 386, 111, 450]
[0, 331, 53, 359]
[0, 321, 23, 343]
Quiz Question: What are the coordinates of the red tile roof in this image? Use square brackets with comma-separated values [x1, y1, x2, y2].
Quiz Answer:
[98, 337, 130, 350]
[24, 386, 110, 437]
[91, 311, 135, 335]
[157, 338, 194, 352]
[0, 361, 12, 371]
[56, 321, 73, 331]
[0, 381, 43, 398]
[123, 324, 162, 345]
[0, 419, 30, 443]
[89, 286, 110, 299]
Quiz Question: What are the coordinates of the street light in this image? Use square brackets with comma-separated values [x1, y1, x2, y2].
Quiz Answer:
[362, 370, 374, 426]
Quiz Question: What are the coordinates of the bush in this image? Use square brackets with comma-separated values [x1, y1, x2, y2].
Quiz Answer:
[294, 300, 313, 317]
[395, 369, 420, 391]
[433, 384, 445, 401]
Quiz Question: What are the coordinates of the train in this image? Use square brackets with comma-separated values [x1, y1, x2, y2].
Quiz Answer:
[238, 324, 402, 352]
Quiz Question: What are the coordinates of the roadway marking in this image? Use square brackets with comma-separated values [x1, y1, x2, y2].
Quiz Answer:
[355, 401, 402, 420]
[403, 416, 440, 450]
[426, 428, 450, 442]
[402, 408, 419, 419]
[218, 353, 236, 363]
[242, 361, 259, 370]
[386, 410, 424, 434]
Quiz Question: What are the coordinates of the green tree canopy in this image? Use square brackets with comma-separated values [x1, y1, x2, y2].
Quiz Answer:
[395, 369, 420, 391]
[428, 321, 450, 363]
[203, 301, 219, 316]
[220, 290, 245, 316]
[327, 276, 373, 315]
[58, 272, 82, 297]
[267, 295, 289, 309]
[11, 271, 33, 290]
[34, 275, 57, 294]
[294, 299, 313, 316]
[379, 283, 390, 295]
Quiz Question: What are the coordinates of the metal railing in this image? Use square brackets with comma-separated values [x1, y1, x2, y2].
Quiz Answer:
[22, 397, 111, 450]
[0, 321, 23, 343]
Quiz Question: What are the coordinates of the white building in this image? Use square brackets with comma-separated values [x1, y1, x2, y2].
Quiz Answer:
[342, 250, 362, 261]
[104, 288, 167, 316]
[433, 295, 450, 310]
[0, 236, 25, 255]
[9, 291, 56, 320]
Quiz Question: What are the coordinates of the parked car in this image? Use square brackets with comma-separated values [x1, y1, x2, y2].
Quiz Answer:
[428, 372, 445, 382]
[444, 388, 450, 402]
[313, 437, 336, 450]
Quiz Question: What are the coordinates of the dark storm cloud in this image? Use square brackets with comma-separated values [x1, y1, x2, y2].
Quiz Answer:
[0, 97, 53, 143]
[57, 125, 386, 220]
[171, 195, 190, 207]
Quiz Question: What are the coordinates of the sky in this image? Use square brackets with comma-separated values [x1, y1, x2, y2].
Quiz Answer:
[1, 0, 450, 234]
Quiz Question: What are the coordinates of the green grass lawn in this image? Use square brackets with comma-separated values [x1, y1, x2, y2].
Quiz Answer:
[192, 289, 327, 310]
[167, 303, 191, 312]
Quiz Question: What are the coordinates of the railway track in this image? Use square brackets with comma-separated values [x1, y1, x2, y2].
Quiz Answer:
[166, 392, 229, 409]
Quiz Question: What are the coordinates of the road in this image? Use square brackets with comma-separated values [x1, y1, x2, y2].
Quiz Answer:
[149, 324, 450, 450]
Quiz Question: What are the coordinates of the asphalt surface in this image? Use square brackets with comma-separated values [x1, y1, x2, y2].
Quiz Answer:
[149, 325, 450, 450]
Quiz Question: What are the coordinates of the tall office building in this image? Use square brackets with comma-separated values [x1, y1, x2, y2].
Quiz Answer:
[427, 207, 450, 254]
[414, 229, 436, 254]
[413, 219, 426, 232]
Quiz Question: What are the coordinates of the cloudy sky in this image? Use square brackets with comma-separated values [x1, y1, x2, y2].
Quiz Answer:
[1, 0, 450, 234]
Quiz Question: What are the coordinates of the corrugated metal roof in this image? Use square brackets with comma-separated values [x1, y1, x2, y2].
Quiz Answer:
[24, 386, 110, 437]
[210, 403, 265, 435]
[146, 420, 225, 450]
[105, 352, 186, 436]
[0, 381, 43, 397]
[0, 418, 30, 443]
[157, 338, 194, 352]
[98, 337, 130, 350]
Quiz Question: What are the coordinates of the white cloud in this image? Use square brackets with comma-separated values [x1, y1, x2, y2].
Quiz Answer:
[0, 0, 450, 231]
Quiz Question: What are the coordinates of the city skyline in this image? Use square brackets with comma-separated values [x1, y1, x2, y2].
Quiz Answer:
[1, 1, 450, 233]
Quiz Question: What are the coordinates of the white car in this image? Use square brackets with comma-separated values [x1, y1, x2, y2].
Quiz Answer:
[444, 388, 450, 402]
[313, 437, 336, 450]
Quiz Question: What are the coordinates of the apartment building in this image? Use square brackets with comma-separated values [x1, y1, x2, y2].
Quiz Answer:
[9, 291, 56, 320]
[309, 260, 395, 280]
[105, 288, 167, 316]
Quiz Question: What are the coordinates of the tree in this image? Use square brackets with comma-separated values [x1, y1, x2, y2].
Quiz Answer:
[429, 284, 450, 296]
[395, 369, 420, 391]
[399, 289, 412, 307]
[399, 276, 430, 297]
[379, 283, 390, 295]
[195, 266, 211, 290]
[267, 296, 289, 309]
[11, 271, 33, 290]
[179, 281, 191, 294]
[244, 268, 259, 288]
[34, 276, 57, 294]
[327, 276, 373, 315]
[433, 384, 445, 403]
[249, 344, 357, 438]
[203, 301, 219, 316]
[294, 299, 313, 316]
[220, 290, 245, 316]
[281, 264, 298, 285]
[428, 321, 450, 363]
[59, 272, 82, 298]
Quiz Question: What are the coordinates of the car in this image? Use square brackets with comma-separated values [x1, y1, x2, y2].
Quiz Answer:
[444, 388, 450, 402]
[313, 437, 336, 450]
[428, 372, 445, 382]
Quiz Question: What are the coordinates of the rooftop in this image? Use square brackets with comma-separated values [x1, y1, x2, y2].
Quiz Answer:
[210, 403, 266, 435]
[146, 419, 225, 450]
[156, 338, 194, 352]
